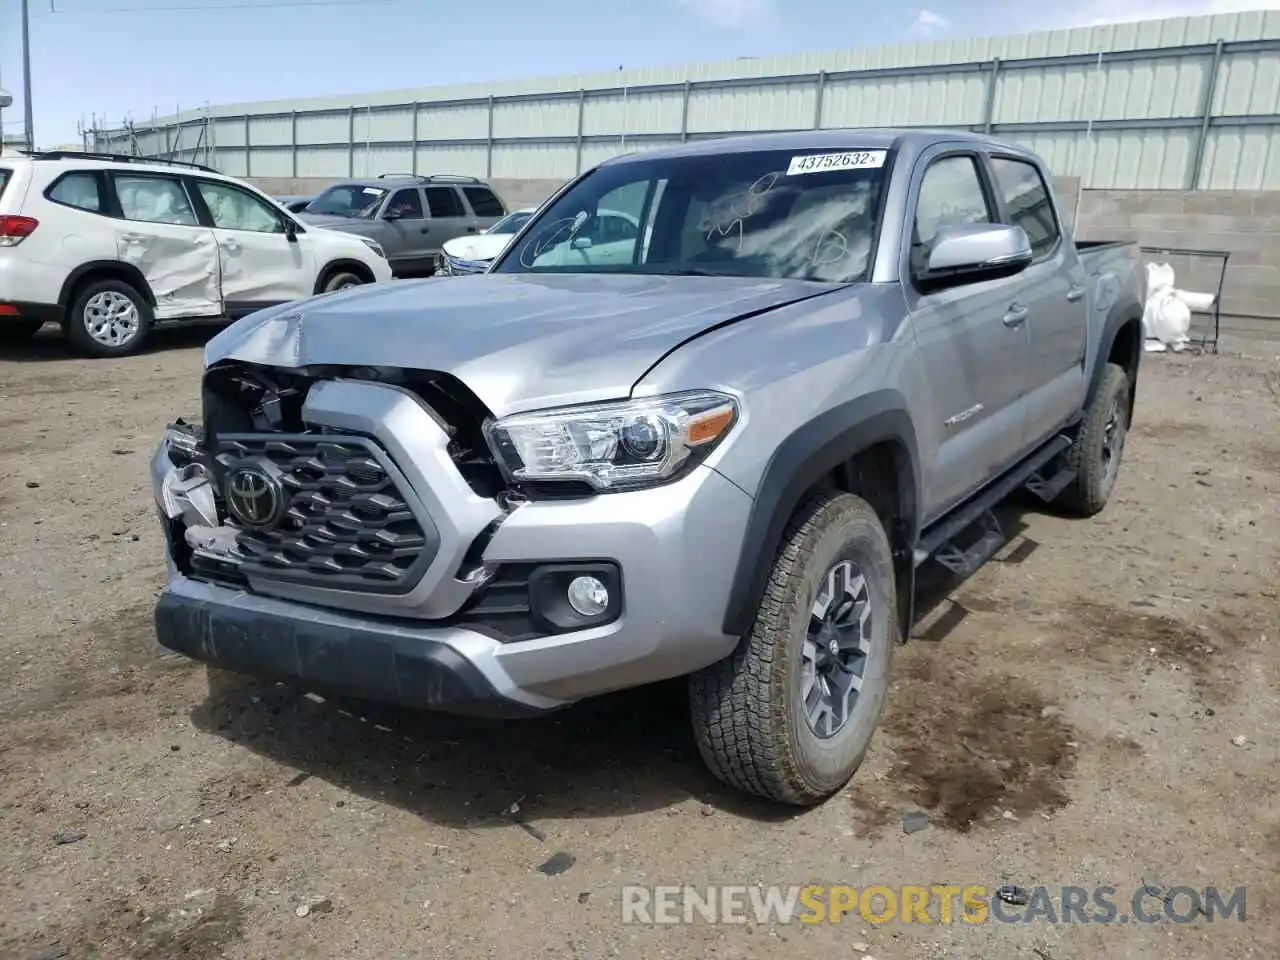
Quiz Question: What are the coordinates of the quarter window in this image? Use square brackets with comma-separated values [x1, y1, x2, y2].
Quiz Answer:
[195, 180, 286, 233]
[114, 175, 199, 226]
[48, 172, 102, 212]
[463, 186, 505, 217]
[989, 157, 1060, 258]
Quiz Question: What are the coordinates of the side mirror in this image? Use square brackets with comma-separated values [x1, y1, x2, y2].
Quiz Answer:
[283, 218, 298, 243]
[570, 235, 593, 251]
[382, 209, 402, 221]
[921, 223, 1033, 287]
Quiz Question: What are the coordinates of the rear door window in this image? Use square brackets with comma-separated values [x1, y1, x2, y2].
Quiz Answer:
[113, 175, 200, 226]
[462, 186, 504, 217]
[988, 157, 1060, 259]
[425, 186, 464, 218]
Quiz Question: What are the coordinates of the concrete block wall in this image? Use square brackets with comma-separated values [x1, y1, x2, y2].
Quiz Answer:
[1075, 190, 1280, 341]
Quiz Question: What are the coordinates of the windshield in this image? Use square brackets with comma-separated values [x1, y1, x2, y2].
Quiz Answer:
[307, 184, 386, 219]
[489, 211, 533, 235]
[492, 147, 889, 283]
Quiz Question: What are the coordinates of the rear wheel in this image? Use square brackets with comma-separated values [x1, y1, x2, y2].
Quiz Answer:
[688, 490, 897, 806]
[0, 319, 44, 343]
[65, 279, 152, 358]
[1055, 362, 1130, 516]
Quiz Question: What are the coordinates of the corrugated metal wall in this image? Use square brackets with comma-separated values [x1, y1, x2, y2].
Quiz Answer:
[93, 10, 1280, 190]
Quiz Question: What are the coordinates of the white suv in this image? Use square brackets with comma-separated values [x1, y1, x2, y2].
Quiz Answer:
[0, 151, 393, 357]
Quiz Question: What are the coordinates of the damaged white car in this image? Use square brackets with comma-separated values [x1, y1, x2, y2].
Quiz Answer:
[0, 151, 392, 357]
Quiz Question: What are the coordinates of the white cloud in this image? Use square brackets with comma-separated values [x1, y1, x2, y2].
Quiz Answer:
[1025, 0, 1280, 31]
[916, 9, 952, 30]
[908, 8, 952, 38]
[677, 0, 774, 29]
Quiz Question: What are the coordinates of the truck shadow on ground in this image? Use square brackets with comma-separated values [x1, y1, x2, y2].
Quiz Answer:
[0, 321, 225, 362]
[188, 673, 795, 829]
[185, 494, 1075, 829]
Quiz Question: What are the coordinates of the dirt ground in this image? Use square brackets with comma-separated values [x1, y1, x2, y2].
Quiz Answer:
[1, 326, 1277, 960]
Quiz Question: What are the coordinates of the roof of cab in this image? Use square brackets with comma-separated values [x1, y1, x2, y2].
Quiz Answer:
[599, 127, 1035, 166]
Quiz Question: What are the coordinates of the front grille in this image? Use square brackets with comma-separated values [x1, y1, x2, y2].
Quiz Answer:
[215, 434, 439, 594]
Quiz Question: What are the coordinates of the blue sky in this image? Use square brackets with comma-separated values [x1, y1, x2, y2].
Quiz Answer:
[0, 0, 1270, 146]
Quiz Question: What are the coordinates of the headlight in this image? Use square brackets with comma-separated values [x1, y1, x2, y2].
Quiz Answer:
[359, 237, 386, 259]
[483, 390, 739, 492]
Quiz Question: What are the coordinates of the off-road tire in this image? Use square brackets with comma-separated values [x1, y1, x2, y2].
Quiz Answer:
[1055, 362, 1130, 517]
[688, 490, 897, 806]
[65, 278, 153, 358]
[0, 319, 44, 344]
[321, 270, 365, 293]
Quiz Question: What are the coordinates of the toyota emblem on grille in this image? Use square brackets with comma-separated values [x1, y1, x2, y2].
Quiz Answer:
[224, 462, 284, 530]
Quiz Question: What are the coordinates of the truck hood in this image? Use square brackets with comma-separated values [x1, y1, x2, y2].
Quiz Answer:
[297, 213, 369, 232]
[441, 232, 513, 263]
[204, 272, 840, 416]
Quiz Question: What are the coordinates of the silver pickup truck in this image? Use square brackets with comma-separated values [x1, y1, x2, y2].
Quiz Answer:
[150, 129, 1144, 806]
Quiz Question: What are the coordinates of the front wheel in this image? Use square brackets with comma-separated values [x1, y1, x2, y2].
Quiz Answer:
[66, 279, 152, 358]
[321, 270, 365, 293]
[688, 490, 897, 806]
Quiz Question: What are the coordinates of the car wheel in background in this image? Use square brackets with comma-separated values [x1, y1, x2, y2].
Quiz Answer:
[322, 270, 365, 293]
[65, 279, 153, 358]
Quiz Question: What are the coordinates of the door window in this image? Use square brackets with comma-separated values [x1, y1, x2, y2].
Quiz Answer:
[385, 188, 424, 219]
[48, 172, 103, 212]
[910, 155, 993, 278]
[989, 157, 1060, 259]
[195, 180, 286, 233]
[114, 175, 199, 226]
[425, 186, 465, 218]
[462, 186, 505, 217]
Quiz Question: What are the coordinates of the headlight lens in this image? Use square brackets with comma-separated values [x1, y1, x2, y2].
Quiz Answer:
[484, 390, 739, 492]
[360, 237, 386, 259]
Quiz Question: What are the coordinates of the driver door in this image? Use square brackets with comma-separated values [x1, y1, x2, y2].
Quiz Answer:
[904, 151, 1032, 520]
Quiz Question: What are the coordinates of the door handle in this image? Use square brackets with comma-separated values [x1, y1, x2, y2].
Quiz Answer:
[466, 226, 478, 233]
[222, 238, 240, 252]
[419, 226, 430, 234]
[1066, 284, 1085, 302]
[120, 232, 145, 242]
[1002, 303, 1029, 327]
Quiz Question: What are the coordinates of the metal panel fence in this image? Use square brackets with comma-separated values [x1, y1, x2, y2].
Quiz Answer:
[92, 37, 1280, 190]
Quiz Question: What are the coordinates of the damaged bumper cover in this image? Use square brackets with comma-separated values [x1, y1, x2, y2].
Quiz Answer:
[149, 379, 754, 714]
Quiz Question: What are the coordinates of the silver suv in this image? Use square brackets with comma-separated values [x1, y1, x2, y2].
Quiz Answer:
[151, 130, 1144, 807]
[297, 174, 507, 276]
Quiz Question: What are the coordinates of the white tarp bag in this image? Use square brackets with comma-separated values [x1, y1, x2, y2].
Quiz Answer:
[1142, 261, 1214, 352]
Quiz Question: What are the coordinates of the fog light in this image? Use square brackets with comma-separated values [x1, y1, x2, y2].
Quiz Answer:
[566, 575, 609, 617]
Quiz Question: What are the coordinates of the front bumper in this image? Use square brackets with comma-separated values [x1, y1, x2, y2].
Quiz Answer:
[151, 380, 754, 712]
[437, 250, 492, 276]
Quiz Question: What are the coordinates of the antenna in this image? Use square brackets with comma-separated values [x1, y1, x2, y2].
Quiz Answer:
[1073, 49, 1104, 234]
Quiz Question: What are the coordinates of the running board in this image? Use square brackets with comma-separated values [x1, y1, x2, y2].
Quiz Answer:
[913, 435, 1073, 571]
[1024, 457, 1077, 503]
